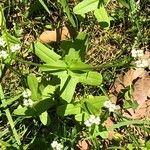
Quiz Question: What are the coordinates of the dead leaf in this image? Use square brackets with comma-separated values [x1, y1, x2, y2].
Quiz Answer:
[112, 74, 124, 93]
[123, 68, 147, 87]
[104, 117, 114, 140]
[133, 76, 150, 106]
[109, 94, 117, 104]
[76, 139, 90, 150]
[111, 64, 150, 119]
[123, 100, 150, 119]
[39, 26, 71, 43]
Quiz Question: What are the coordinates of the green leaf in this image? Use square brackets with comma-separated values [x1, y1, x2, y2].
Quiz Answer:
[0, 94, 22, 108]
[0, 7, 5, 27]
[33, 41, 61, 64]
[27, 74, 40, 101]
[59, 0, 76, 27]
[60, 75, 78, 103]
[57, 104, 81, 116]
[39, 111, 51, 125]
[108, 120, 150, 130]
[94, 5, 110, 28]
[75, 112, 89, 122]
[118, 0, 129, 8]
[39, 60, 67, 72]
[146, 140, 150, 150]
[73, 0, 99, 15]
[61, 32, 88, 61]
[83, 96, 108, 114]
[99, 131, 109, 139]
[78, 71, 102, 86]
[4, 31, 20, 43]
[69, 61, 92, 71]
[38, 0, 50, 14]
[42, 85, 55, 99]
[13, 98, 54, 116]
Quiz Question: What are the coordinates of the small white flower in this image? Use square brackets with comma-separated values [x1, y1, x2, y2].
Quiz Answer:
[84, 115, 101, 127]
[131, 49, 137, 58]
[0, 50, 8, 59]
[104, 101, 120, 112]
[28, 98, 33, 106]
[51, 141, 58, 148]
[136, 49, 144, 57]
[56, 144, 63, 150]
[23, 98, 33, 107]
[94, 117, 101, 125]
[23, 99, 29, 106]
[131, 49, 144, 58]
[22, 89, 32, 98]
[88, 115, 95, 123]
[51, 141, 63, 150]
[135, 59, 149, 68]
[10, 44, 21, 52]
[84, 120, 92, 127]
[0, 37, 6, 47]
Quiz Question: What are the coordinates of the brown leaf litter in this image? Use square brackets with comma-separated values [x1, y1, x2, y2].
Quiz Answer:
[112, 66, 150, 119]
[39, 26, 71, 43]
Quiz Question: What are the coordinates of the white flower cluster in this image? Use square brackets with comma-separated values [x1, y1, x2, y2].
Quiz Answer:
[104, 101, 120, 112]
[22, 89, 33, 107]
[135, 59, 149, 68]
[51, 141, 63, 150]
[0, 36, 21, 60]
[131, 48, 149, 68]
[0, 50, 8, 59]
[10, 44, 21, 52]
[84, 115, 100, 127]
[0, 37, 8, 60]
[0, 37, 6, 47]
[131, 49, 144, 58]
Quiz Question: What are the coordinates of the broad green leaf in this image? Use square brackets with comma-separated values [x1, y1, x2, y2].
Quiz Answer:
[0, 140, 11, 147]
[69, 61, 92, 71]
[0, 94, 22, 108]
[128, 0, 136, 12]
[83, 96, 108, 114]
[73, 0, 99, 15]
[57, 104, 81, 116]
[146, 140, 150, 150]
[78, 71, 102, 86]
[33, 41, 61, 63]
[64, 48, 82, 64]
[39, 60, 67, 72]
[39, 111, 51, 125]
[4, 31, 20, 43]
[99, 131, 109, 139]
[27, 74, 40, 101]
[61, 32, 88, 61]
[94, 5, 110, 28]
[42, 85, 55, 99]
[75, 112, 89, 122]
[59, 0, 76, 27]
[60, 75, 78, 103]
[13, 98, 54, 116]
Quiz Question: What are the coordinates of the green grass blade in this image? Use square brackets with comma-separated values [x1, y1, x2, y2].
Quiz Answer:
[38, 0, 50, 14]
[0, 84, 21, 145]
[108, 119, 150, 130]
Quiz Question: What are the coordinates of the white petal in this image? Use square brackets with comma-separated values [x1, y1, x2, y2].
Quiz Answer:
[51, 141, 58, 148]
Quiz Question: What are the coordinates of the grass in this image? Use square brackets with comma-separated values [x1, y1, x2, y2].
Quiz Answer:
[0, 0, 150, 149]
